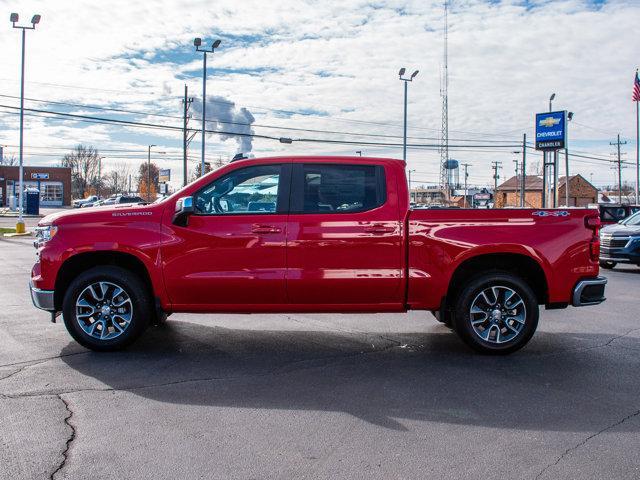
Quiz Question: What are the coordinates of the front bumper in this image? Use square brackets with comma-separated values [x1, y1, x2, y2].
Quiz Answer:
[572, 276, 607, 307]
[29, 281, 55, 311]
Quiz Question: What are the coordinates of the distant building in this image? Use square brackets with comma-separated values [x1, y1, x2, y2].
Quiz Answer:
[557, 175, 598, 207]
[495, 175, 543, 208]
[494, 174, 597, 208]
[0, 166, 72, 207]
[410, 186, 447, 205]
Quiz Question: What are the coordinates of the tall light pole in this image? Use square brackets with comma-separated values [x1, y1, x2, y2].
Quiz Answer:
[10, 12, 41, 233]
[194, 37, 221, 178]
[399, 68, 419, 161]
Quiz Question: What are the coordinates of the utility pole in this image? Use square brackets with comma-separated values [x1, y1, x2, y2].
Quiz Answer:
[462, 163, 471, 208]
[491, 161, 502, 206]
[610, 134, 628, 202]
[521, 134, 527, 207]
[513, 158, 520, 207]
[182, 84, 193, 187]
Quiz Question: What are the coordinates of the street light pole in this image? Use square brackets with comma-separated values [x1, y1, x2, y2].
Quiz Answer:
[194, 38, 221, 178]
[147, 144, 156, 202]
[398, 68, 419, 161]
[10, 13, 40, 233]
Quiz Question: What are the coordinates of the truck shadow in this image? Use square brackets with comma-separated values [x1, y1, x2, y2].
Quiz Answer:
[60, 320, 640, 433]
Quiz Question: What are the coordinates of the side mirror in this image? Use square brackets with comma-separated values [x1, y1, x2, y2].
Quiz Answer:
[173, 196, 194, 227]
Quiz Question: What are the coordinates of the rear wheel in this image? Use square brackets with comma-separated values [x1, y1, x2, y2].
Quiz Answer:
[62, 266, 151, 351]
[599, 260, 616, 269]
[453, 272, 539, 355]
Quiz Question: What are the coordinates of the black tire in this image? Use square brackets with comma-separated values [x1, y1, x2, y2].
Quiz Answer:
[599, 260, 616, 269]
[62, 266, 151, 351]
[452, 271, 539, 355]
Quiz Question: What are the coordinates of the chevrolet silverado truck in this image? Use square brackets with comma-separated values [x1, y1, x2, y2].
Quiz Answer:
[30, 156, 606, 354]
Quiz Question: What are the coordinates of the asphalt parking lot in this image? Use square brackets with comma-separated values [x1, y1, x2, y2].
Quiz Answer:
[1, 236, 639, 480]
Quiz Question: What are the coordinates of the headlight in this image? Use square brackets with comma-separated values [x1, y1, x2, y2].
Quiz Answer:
[34, 225, 59, 247]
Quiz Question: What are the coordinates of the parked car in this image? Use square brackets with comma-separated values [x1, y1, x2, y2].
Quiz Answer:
[599, 211, 640, 269]
[599, 204, 640, 225]
[84, 195, 144, 208]
[90, 197, 116, 207]
[72, 195, 99, 208]
[30, 156, 606, 354]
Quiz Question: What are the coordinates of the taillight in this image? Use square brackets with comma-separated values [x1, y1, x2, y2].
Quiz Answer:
[590, 236, 600, 261]
[585, 214, 600, 261]
[585, 215, 600, 235]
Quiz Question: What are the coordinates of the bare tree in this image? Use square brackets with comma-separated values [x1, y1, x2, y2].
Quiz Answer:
[0, 154, 18, 166]
[529, 160, 542, 176]
[104, 162, 131, 196]
[59, 145, 101, 199]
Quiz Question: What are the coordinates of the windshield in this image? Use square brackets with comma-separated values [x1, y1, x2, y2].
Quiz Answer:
[622, 211, 640, 226]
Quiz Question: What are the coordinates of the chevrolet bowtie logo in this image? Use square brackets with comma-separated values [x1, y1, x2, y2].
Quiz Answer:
[539, 116, 561, 128]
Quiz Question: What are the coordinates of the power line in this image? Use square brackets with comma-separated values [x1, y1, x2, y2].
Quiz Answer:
[0, 104, 523, 150]
[0, 93, 522, 144]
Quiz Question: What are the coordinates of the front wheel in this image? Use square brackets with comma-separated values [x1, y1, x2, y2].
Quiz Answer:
[453, 272, 539, 355]
[62, 266, 151, 351]
[599, 260, 616, 269]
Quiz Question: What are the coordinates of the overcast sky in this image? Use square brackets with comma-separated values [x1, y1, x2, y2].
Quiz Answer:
[0, 0, 638, 190]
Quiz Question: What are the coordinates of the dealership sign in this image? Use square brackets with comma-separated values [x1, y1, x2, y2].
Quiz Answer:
[31, 173, 49, 180]
[535, 111, 566, 150]
[159, 169, 171, 183]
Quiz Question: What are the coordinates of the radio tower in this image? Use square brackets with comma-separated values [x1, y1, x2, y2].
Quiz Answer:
[439, 0, 450, 200]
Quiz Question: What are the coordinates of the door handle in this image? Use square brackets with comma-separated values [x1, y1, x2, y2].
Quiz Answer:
[364, 224, 395, 234]
[251, 224, 282, 234]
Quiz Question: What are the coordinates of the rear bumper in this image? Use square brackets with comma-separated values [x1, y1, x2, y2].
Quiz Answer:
[29, 281, 55, 311]
[572, 276, 607, 307]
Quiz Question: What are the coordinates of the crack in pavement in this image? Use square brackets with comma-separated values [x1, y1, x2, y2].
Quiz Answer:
[0, 342, 409, 400]
[0, 350, 90, 370]
[50, 394, 76, 480]
[534, 408, 640, 479]
[0, 359, 51, 381]
[529, 327, 640, 359]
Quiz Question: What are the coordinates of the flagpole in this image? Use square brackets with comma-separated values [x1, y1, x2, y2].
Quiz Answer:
[636, 98, 639, 205]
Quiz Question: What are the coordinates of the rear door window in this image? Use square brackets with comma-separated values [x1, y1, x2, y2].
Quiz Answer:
[291, 164, 386, 213]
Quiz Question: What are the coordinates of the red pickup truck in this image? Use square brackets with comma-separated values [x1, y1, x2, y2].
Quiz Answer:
[30, 156, 606, 354]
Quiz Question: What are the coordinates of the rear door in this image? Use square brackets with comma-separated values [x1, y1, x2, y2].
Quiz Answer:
[286, 162, 403, 308]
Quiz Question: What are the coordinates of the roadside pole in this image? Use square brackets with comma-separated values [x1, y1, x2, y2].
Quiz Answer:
[521, 134, 526, 207]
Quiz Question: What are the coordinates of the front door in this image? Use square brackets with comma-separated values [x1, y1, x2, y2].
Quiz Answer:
[286, 162, 403, 308]
[162, 163, 290, 310]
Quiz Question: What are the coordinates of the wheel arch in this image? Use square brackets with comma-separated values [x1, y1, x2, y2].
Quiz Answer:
[446, 253, 548, 307]
[54, 251, 155, 311]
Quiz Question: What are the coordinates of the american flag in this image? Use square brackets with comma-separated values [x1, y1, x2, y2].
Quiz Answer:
[634, 70, 640, 102]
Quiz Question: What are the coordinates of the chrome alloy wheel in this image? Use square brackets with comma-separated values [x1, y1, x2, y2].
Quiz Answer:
[469, 286, 526, 344]
[75, 281, 133, 340]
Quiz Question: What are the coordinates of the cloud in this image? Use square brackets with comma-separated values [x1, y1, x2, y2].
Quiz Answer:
[0, 0, 638, 188]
